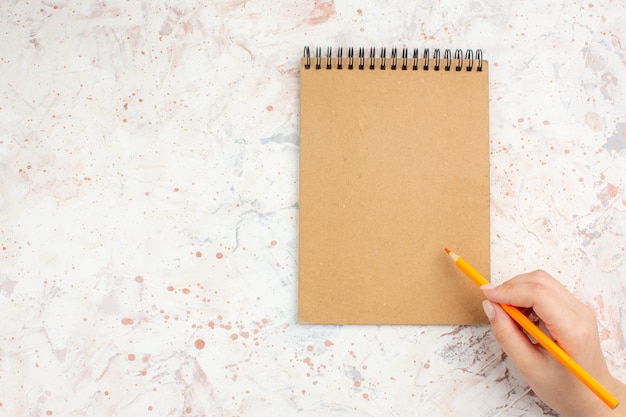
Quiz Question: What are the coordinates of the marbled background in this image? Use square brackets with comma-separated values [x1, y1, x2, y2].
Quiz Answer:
[1, 1, 625, 416]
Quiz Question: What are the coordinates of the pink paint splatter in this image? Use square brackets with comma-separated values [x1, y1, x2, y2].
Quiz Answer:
[305, 1, 336, 25]
[584, 112, 603, 132]
[600, 329, 610, 341]
[595, 295, 606, 320]
[121, 318, 134, 325]
[303, 357, 314, 369]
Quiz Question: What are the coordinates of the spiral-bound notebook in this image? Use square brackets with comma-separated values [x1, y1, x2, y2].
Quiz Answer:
[298, 47, 490, 325]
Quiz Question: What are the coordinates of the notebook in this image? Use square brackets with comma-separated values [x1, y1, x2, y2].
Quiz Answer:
[298, 47, 490, 325]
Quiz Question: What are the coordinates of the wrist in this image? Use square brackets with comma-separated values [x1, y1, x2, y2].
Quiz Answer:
[607, 377, 626, 416]
[580, 377, 625, 417]
[557, 376, 624, 417]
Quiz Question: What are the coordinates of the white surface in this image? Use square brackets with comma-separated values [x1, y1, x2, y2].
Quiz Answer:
[1, 1, 625, 416]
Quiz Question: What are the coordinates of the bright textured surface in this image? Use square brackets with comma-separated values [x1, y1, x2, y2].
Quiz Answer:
[1, 1, 625, 416]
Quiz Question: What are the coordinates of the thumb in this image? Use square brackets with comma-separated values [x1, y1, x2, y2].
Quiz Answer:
[482, 300, 545, 371]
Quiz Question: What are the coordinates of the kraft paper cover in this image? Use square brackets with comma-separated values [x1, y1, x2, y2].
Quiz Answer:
[298, 55, 490, 324]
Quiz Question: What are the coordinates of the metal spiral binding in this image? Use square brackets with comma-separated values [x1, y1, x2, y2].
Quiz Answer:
[303, 46, 483, 72]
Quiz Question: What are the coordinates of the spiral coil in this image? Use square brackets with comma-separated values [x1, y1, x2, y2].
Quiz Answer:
[303, 46, 483, 72]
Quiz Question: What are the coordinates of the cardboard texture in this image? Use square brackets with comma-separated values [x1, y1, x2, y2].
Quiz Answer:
[298, 54, 490, 325]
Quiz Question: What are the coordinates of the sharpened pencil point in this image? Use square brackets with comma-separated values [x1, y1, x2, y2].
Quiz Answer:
[444, 247, 451, 254]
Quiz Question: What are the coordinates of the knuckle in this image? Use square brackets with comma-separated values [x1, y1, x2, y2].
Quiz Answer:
[528, 280, 550, 299]
[531, 269, 550, 279]
[529, 269, 554, 286]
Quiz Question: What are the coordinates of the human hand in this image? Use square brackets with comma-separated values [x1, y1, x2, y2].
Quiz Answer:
[481, 270, 625, 417]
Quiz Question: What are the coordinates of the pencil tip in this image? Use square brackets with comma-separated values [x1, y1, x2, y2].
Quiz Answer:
[444, 247, 451, 254]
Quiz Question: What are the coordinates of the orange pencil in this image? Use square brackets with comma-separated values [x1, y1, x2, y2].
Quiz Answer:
[444, 248, 619, 410]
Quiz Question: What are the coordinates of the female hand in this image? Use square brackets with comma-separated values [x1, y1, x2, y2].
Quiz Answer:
[481, 270, 625, 417]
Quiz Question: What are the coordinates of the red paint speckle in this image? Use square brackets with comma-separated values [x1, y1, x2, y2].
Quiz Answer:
[266, 105, 273, 111]
[607, 183, 618, 198]
[362, 393, 369, 399]
[230, 333, 238, 340]
[128, 353, 136, 361]
[182, 288, 190, 294]
[185, 407, 193, 414]
[167, 286, 175, 291]
[324, 339, 333, 347]
[121, 318, 134, 325]
[195, 251, 202, 257]
[543, 120, 550, 125]
[271, 240, 277, 246]
[194, 339, 205, 349]
[216, 252, 223, 259]
[356, 8, 363, 15]
[135, 275, 144, 283]
[306, 345, 314, 351]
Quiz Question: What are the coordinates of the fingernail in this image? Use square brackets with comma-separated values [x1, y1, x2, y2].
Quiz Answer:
[481, 283, 496, 290]
[482, 300, 496, 320]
